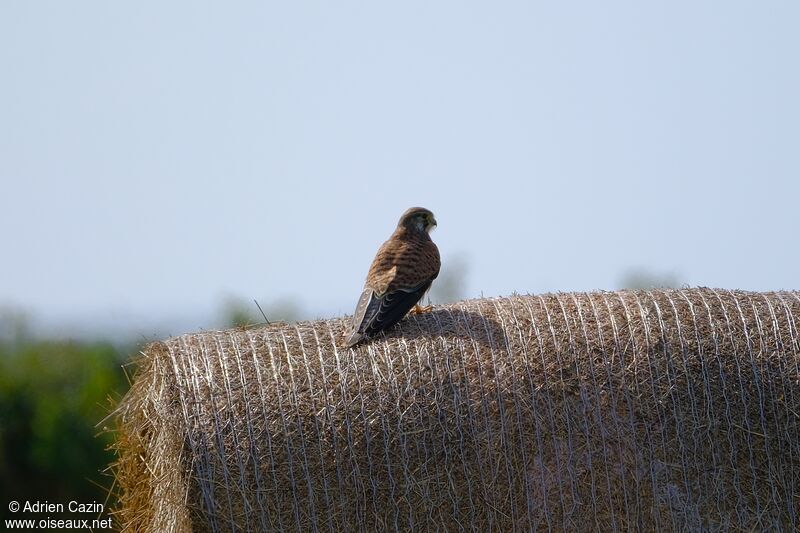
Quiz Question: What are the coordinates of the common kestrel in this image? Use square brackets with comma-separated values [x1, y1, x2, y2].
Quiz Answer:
[344, 207, 441, 347]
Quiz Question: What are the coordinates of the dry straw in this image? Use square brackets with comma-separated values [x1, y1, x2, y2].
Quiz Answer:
[112, 289, 800, 531]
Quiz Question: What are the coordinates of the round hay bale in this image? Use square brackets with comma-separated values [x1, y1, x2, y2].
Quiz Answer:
[112, 289, 800, 531]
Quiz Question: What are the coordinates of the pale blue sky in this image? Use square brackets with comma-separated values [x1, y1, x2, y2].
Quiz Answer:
[1, 1, 798, 338]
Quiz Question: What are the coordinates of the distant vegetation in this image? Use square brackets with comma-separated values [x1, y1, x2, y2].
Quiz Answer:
[222, 296, 307, 328]
[0, 331, 132, 509]
[429, 253, 469, 304]
[618, 267, 682, 290]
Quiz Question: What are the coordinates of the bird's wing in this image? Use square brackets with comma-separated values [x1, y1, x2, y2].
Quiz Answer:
[344, 280, 431, 347]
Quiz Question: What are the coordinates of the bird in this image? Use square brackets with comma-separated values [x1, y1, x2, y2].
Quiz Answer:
[344, 207, 441, 347]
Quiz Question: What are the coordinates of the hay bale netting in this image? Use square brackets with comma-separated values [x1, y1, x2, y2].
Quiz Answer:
[113, 289, 800, 531]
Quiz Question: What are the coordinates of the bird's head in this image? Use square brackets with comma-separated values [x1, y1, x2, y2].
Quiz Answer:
[398, 207, 437, 234]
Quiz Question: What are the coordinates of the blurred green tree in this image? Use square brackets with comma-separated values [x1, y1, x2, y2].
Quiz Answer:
[221, 296, 306, 327]
[0, 334, 130, 511]
[618, 267, 682, 289]
[429, 253, 469, 304]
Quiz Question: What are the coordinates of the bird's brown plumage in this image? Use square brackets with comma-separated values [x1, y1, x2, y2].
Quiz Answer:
[344, 207, 441, 347]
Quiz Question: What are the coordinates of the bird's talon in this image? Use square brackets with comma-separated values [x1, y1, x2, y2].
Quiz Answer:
[410, 304, 433, 314]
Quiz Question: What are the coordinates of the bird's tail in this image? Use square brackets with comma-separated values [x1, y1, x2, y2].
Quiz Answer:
[343, 331, 363, 348]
